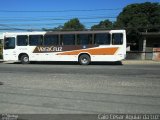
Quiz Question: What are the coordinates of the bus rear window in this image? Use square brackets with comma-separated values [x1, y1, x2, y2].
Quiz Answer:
[29, 35, 43, 46]
[77, 34, 92, 45]
[44, 35, 59, 46]
[4, 37, 15, 49]
[17, 35, 28, 46]
[61, 34, 75, 45]
[94, 33, 110, 45]
[112, 33, 123, 45]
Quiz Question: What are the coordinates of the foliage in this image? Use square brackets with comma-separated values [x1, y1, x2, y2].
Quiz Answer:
[91, 19, 113, 30]
[63, 18, 85, 30]
[53, 25, 63, 30]
[43, 18, 85, 31]
[115, 2, 160, 31]
[42, 25, 63, 31]
[114, 2, 160, 50]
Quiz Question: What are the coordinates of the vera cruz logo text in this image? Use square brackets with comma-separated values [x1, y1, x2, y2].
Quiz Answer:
[34, 46, 63, 53]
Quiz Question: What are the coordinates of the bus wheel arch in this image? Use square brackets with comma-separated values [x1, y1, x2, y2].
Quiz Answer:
[78, 53, 91, 65]
[18, 53, 30, 64]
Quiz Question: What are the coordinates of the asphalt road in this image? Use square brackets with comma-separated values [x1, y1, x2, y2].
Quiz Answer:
[0, 62, 160, 114]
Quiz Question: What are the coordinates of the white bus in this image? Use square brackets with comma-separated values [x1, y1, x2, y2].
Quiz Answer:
[3, 30, 126, 65]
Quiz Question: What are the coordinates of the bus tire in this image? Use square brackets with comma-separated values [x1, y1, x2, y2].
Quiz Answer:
[20, 54, 30, 64]
[79, 54, 90, 65]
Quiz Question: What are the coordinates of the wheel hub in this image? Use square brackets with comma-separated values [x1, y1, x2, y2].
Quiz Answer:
[82, 58, 88, 64]
[23, 57, 29, 62]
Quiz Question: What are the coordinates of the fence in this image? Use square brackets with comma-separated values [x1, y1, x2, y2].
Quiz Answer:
[126, 48, 160, 61]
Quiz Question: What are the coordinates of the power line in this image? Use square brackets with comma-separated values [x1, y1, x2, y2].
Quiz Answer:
[0, 13, 117, 18]
[0, 8, 122, 13]
[0, 22, 103, 27]
[0, 12, 159, 22]
[0, 16, 117, 22]
[0, 22, 159, 32]
[0, 24, 160, 30]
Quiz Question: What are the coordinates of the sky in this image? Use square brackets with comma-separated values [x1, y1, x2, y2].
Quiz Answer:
[0, 0, 159, 31]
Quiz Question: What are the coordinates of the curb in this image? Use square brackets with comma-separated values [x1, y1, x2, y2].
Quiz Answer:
[0, 59, 160, 65]
[122, 60, 160, 65]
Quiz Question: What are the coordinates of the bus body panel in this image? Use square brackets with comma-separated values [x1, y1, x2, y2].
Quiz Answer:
[3, 30, 126, 63]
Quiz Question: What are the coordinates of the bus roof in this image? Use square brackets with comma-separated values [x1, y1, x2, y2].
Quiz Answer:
[3, 30, 126, 36]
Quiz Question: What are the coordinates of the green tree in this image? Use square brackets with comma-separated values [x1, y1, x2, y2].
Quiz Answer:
[115, 2, 160, 50]
[42, 25, 63, 31]
[91, 20, 113, 30]
[53, 25, 63, 30]
[63, 18, 85, 30]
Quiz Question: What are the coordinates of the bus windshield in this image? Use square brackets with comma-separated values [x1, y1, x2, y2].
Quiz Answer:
[4, 37, 15, 49]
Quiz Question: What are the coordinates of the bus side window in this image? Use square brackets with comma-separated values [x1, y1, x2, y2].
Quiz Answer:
[4, 37, 15, 49]
[17, 35, 28, 46]
[44, 35, 59, 46]
[112, 33, 123, 45]
[61, 34, 75, 45]
[29, 35, 43, 46]
[77, 34, 92, 45]
[94, 33, 110, 45]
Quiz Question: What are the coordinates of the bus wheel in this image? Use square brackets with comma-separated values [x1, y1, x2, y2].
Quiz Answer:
[79, 54, 90, 65]
[21, 54, 30, 64]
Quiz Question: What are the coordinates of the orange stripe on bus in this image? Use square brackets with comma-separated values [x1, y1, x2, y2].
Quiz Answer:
[57, 47, 118, 55]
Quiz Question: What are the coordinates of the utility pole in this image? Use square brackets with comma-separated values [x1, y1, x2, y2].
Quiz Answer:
[142, 26, 148, 60]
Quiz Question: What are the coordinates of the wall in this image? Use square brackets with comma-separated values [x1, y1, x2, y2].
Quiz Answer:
[126, 52, 145, 60]
[153, 48, 160, 61]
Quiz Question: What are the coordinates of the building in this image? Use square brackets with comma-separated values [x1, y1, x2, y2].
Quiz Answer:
[127, 32, 160, 61]
[141, 32, 160, 61]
